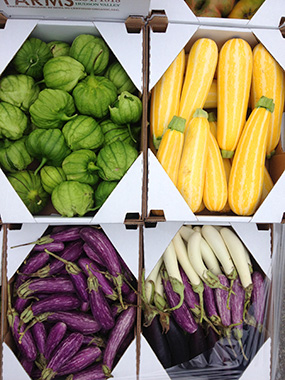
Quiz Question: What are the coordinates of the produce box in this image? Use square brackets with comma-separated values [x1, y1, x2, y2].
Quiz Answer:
[147, 21, 285, 224]
[1, 223, 141, 379]
[0, 0, 150, 224]
[140, 221, 274, 380]
[150, 0, 285, 28]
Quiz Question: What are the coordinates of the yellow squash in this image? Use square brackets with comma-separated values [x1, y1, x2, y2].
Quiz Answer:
[177, 108, 210, 213]
[156, 116, 186, 186]
[208, 112, 217, 138]
[259, 166, 274, 206]
[179, 38, 218, 132]
[204, 79, 217, 109]
[251, 43, 285, 158]
[228, 96, 274, 216]
[150, 49, 186, 150]
[221, 158, 232, 213]
[203, 129, 227, 212]
[217, 38, 253, 158]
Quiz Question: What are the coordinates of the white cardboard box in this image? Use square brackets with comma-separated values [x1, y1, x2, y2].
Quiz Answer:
[142, 221, 273, 380]
[0, 1, 148, 224]
[148, 23, 285, 224]
[2, 222, 140, 380]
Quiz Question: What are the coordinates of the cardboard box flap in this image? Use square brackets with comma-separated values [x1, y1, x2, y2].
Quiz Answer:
[0, 0, 150, 22]
[112, 338, 137, 379]
[149, 22, 199, 90]
[149, 0, 197, 24]
[0, 18, 37, 75]
[248, 0, 285, 29]
[252, 27, 285, 70]
[3, 344, 31, 380]
[94, 20, 143, 92]
[91, 153, 143, 225]
[147, 150, 197, 222]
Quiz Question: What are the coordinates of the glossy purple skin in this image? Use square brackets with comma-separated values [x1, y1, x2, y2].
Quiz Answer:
[50, 226, 82, 242]
[31, 321, 47, 355]
[67, 364, 105, 380]
[17, 276, 75, 297]
[57, 346, 102, 376]
[26, 294, 81, 317]
[162, 277, 198, 334]
[46, 311, 101, 334]
[83, 242, 105, 267]
[33, 241, 65, 252]
[10, 313, 37, 362]
[103, 306, 136, 372]
[89, 285, 115, 331]
[230, 277, 245, 329]
[179, 267, 199, 309]
[14, 297, 31, 314]
[41, 240, 84, 277]
[45, 322, 68, 361]
[19, 251, 50, 275]
[68, 271, 89, 302]
[78, 257, 117, 300]
[20, 356, 34, 376]
[215, 274, 231, 327]
[251, 271, 266, 325]
[46, 332, 84, 373]
[79, 227, 122, 277]
[204, 283, 219, 319]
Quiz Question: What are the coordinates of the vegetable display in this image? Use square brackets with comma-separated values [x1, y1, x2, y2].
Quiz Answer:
[142, 224, 269, 374]
[0, 33, 141, 217]
[149, 36, 281, 216]
[8, 225, 137, 380]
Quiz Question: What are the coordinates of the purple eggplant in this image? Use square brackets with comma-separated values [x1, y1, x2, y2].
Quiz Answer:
[86, 266, 115, 331]
[83, 242, 105, 267]
[33, 241, 65, 252]
[30, 240, 83, 278]
[165, 317, 191, 366]
[45, 322, 68, 361]
[20, 294, 81, 323]
[20, 356, 34, 376]
[82, 335, 105, 348]
[80, 227, 130, 303]
[65, 364, 105, 380]
[251, 271, 267, 331]
[7, 285, 37, 362]
[41, 332, 84, 380]
[49, 226, 82, 242]
[80, 301, 90, 312]
[17, 276, 75, 298]
[215, 274, 231, 329]
[44, 250, 89, 302]
[78, 257, 117, 301]
[162, 269, 198, 335]
[179, 267, 202, 320]
[32, 321, 47, 368]
[14, 296, 31, 314]
[103, 306, 136, 376]
[57, 346, 102, 376]
[44, 311, 101, 334]
[142, 315, 172, 368]
[204, 283, 221, 325]
[18, 251, 50, 276]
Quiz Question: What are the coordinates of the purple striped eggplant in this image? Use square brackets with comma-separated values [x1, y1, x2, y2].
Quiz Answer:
[204, 283, 221, 325]
[48, 226, 82, 242]
[18, 251, 50, 276]
[45, 322, 68, 361]
[20, 356, 34, 376]
[33, 241, 65, 252]
[251, 271, 267, 332]
[65, 364, 105, 380]
[20, 294, 81, 323]
[44, 311, 101, 334]
[82, 335, 105, 348]
[86, 266, 115, 331]
[80, 227, 130, 305]
[179, 267, 201, 320]
[7, 285, 37, 362]
[57, 346, 102, 376]
[44, 249, 89, 302]
[78, 257, 117, 301]
[83, 242, 105, 267]
[103, 306, 136, 376]
[215, 274, 231, 329]
[161, 268, 198, 335]
[17, 276, 75, 298]
[32, 321, 47, 368]
[30, 240, 83, 278]
[230, 277, 247, 359]
[14, 296, 31, 314]
[41, 332, 84, 380]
